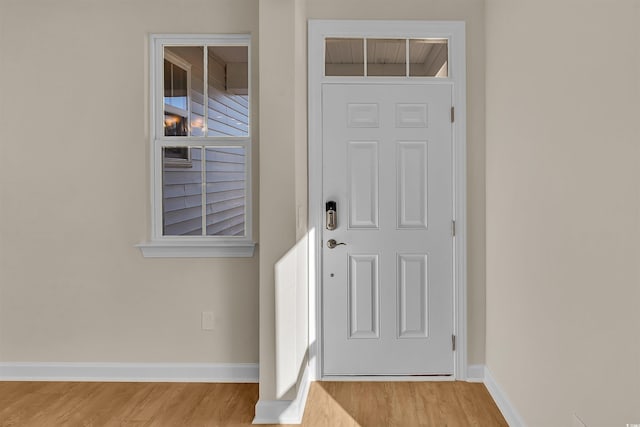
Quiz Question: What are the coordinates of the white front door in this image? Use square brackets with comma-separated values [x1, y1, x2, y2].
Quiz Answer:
[322, 83, 454, 376]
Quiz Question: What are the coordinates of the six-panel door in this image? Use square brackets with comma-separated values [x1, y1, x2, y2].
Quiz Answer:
[322, 84, 454, 375]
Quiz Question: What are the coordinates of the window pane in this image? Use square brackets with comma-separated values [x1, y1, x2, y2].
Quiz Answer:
[207, 46, 249, 136]
[163, 111, 188, 137]
[163, 147, 203, 236]
[164, 60, 187, 111]
[205, 147, 246, 236]
[325, 38, 364, 76]
[367, 39, 406, 76]
[409, 39, 448, 77]
[164, 46, 205, 136]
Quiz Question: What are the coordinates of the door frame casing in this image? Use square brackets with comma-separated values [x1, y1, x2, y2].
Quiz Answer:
[307, 19, 467, 380]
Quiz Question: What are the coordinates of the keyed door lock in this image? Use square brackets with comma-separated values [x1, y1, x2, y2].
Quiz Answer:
[326, 201, 337, 230]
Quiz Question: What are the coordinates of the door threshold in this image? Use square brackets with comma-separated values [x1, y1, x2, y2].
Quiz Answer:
[321, 374, 454, 382]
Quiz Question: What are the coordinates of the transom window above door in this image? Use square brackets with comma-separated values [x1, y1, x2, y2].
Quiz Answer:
[325, 38, 448, 78]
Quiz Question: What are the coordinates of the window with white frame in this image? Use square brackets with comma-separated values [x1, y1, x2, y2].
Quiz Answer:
[139, 34, 254, 258]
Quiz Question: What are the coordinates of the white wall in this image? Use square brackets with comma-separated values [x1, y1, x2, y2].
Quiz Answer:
[275, 235, 308, 399]
[306, 0, 487, 366]
[0, 0, 259, 363]
[258, 0, 308, 402]
[9, 3, 638, 425]
[485, 1, 640, 425]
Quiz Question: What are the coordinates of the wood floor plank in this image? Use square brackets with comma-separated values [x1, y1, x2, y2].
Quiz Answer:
[0, 380, 506, 426]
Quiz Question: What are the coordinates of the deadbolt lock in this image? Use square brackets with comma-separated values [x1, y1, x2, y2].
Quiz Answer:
[326, 201, 337, 230]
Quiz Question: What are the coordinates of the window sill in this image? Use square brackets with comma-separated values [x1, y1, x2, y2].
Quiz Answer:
[136, 240, 256, 258]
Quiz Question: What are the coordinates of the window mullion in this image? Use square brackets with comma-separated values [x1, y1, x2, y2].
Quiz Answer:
[203, 45, 209, 137]
[155, 138, 250, 147]
[405, 39, 410, 77]
[187, 57, 192, 137]
[363, 38, 368, 77]
[201, 146, 207, 236]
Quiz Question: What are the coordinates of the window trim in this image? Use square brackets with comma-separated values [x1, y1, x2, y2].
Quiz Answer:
[138, 34, 254, 258]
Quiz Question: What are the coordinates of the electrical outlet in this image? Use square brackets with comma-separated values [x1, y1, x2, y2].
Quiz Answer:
[201, 311, 215, 330]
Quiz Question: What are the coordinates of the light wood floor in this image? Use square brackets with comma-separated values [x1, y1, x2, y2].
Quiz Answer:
[0, 381, 507, 426]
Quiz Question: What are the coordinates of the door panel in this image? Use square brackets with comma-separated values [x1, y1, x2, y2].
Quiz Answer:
[348, 254, 380, 339]
[322, 84, 453, 376]
[398, 253, 429, 339]
[348, 141, 379, 229]
[397, 141, 428, 229]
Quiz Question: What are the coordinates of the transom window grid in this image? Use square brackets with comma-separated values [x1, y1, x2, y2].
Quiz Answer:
[324, 37, 449, 78]
[151, 35, 252, 243]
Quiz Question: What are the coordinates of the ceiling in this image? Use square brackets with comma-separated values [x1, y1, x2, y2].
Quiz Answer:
[209, 46, 248, 64]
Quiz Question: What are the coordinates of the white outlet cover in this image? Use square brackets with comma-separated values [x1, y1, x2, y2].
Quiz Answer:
[201, 311, 215, 330]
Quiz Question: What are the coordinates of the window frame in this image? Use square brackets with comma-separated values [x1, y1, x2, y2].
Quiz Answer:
[138, 34, 254, 258]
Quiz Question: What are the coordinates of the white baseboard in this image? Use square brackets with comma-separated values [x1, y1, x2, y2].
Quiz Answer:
[466, 364, 485, 383]
[322, 375, 454, 381]
[0, 362, 258, 383]
[253, 365, 311, 424]
[484, 366, 526, 427]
